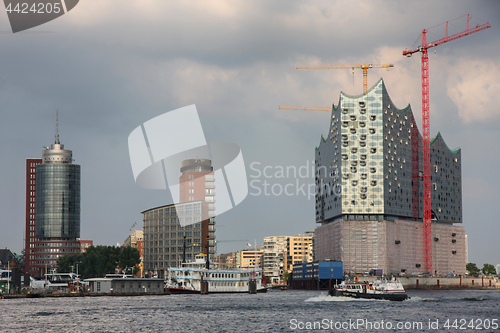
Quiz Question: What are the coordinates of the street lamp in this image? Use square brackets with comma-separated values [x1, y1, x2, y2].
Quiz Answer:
[75, 261, 83, 294]
[76, 261, 82, 279]
[7, 261, 10, 295]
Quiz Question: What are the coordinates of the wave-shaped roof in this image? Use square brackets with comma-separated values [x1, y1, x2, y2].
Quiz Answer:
[430, 132, 461, 154]
[315, 78, 461, 154]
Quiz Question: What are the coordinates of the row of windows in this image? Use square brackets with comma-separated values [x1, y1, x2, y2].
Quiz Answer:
[43, 157, 71, 162]
[341, 150, 377, 160]
[35, 242, 80, 248]
[186, 174, 215, 181]
[210, 281, 245, 287]
[34, 254, 63, 259]
[144, 223, 201, 232]
[342, 114, 377, 121]
[37, 164, 79, 170]
[35, 214, 80, 220]
[34, 247, 79, 253]
[145, 251, 200, 261]
[342, 127, 377, 135]
[145, 231, 214, 242]
[35, 184, 80, 190]
[144, 261, 192, 269]
[35, 172, 79, 179]
[146, 246, 202, 253]
[34, 260, 57, 265]
[343, 167, 377, 176]
[149, 231, 201, 239]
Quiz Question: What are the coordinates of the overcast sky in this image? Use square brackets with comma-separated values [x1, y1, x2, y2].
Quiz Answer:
[1, 0, 499, 268]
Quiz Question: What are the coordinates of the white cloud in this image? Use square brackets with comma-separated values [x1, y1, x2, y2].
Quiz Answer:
[447, 58, 500, 123]
[372, 46, 422, 110]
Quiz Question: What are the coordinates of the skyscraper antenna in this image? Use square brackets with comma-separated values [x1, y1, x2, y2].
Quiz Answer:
[55, 110, 60, 144]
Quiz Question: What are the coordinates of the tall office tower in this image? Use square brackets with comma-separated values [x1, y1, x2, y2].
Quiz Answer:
[142, 158, 215, 277]
[32, 115, 81, 277]
[179, 158, 216, 243]
[314, 79, 466, 276]
[25, 158, 42, 276]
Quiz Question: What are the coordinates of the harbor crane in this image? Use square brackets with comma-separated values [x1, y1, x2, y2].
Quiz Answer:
[403, 14, 491, 274]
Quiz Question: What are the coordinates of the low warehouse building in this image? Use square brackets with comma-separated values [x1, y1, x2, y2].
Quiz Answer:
[85, 277, 164, 294]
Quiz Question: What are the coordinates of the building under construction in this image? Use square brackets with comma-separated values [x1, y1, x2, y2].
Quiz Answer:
[314, 78, 466, 276]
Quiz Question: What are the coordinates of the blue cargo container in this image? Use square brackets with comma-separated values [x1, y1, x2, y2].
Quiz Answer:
[317, 261, 343, 280]
[292, 264, 307, 281]
[290, 261, 343, 290]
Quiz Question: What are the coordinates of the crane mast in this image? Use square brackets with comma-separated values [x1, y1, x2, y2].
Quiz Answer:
[403, 14, 490, 274]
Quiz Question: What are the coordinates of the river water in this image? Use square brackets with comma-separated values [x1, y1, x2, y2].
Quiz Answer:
[1, 289, 499, 332]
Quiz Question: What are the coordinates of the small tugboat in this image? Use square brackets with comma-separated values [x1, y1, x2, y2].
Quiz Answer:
[329, 277, 409, 301]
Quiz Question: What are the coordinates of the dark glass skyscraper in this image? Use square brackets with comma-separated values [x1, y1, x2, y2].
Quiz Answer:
[32, 117, 81, 276]
[35, 156, 80, 238]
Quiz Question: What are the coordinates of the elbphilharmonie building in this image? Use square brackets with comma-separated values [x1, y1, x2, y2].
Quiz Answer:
[314, 79, 466, 275]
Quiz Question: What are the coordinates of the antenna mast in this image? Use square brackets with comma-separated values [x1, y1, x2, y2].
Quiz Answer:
[55, 110, 60, 144]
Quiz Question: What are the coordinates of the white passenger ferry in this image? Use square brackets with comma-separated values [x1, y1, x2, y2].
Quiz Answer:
[166, 255, 266, 294]
[38, 272, 83, 292]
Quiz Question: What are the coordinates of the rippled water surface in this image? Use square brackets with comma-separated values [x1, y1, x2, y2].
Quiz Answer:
[1, 289, 499, 332]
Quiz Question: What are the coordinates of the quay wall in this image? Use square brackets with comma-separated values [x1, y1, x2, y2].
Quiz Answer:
[289, 276, 500, 291]
[401, 276, 499, 290]
[351, 276, 500, 290]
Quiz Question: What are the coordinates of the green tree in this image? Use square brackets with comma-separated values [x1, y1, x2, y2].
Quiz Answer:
[482, 263, 497, 276]
[57, 253, 83, 274]
[118, 245, 141, 275]
[57, 246, 141, 279]
[466, 262, 480, 276]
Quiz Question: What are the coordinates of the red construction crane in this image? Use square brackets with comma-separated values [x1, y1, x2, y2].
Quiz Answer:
[403, 14, 491, 274]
